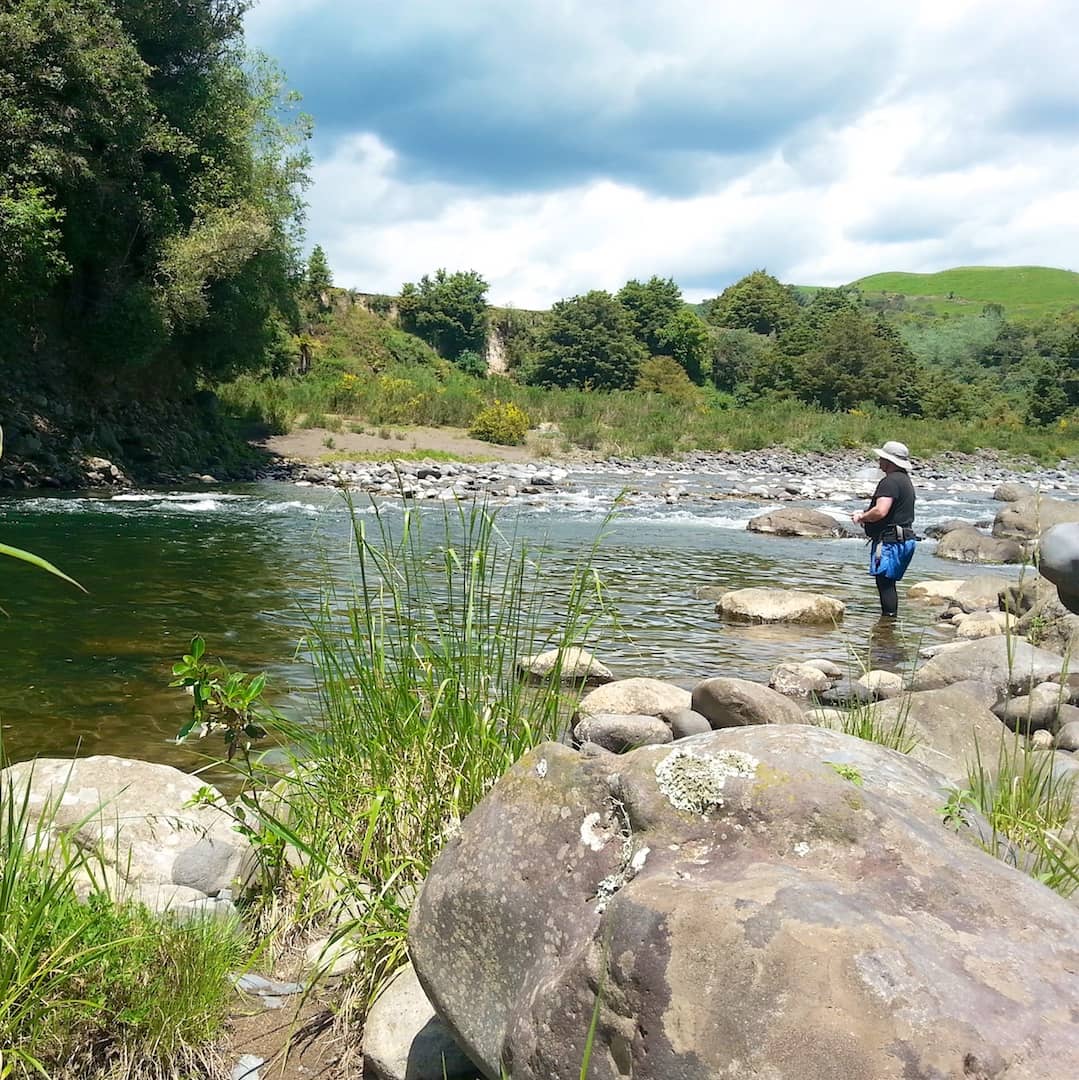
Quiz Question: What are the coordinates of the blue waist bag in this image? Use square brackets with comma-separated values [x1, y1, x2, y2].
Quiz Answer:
[870, 538, 917, 581]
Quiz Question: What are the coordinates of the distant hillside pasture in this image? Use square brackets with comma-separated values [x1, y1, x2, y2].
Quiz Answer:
[850, 266, 1079, 319]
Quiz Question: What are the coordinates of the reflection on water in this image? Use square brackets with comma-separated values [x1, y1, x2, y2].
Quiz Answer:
[865, 617, 917, 673]
[0, 480, 1023, 771]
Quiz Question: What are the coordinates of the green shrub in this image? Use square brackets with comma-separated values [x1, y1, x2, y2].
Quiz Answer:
[469, 400, 529, 445]
[635, 355, 703, 408]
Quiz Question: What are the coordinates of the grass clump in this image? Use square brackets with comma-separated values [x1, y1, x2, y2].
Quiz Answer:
[250, 497, 607, 1007]
[0, 768, 248, 1079]
[955, 736, 1079, 897]
[837, 702, 919, 755]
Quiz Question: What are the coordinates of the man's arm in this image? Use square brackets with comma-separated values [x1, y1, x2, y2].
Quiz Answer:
[852, 496, 894, 526]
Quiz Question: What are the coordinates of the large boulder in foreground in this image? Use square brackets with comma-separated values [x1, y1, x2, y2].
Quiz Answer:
[715, 587, 845, 625]
[746, 507, 845, 538]
[910, 636, 1066, 696]
[0, 756, 253, 906]
[410, 727, 1079, 1080]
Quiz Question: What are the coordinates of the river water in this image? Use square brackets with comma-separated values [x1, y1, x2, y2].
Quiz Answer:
[0, 463, 1061, 773]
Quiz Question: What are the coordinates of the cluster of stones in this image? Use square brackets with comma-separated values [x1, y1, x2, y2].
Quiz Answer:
[576, 447, 1079, 490]
[394, 545, 1079, 1079]
[271, 458, 570, 501]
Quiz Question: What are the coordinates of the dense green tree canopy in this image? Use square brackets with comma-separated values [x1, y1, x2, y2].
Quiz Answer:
[526, 291, 646, 390]
[398, 268, 489, 363]
[617, 276, 683, 355]
[708, 270, 801, 337]
[656, 307, 710, 384]
[0, 0, 310, 382]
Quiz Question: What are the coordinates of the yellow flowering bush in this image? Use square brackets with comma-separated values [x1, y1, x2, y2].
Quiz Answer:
[469, 400, 529, 445]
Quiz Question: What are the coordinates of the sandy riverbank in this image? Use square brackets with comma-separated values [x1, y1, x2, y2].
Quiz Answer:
[258, 423, 581, 464]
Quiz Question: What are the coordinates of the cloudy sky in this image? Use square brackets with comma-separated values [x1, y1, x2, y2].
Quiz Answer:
[246, 0, 1079, 308]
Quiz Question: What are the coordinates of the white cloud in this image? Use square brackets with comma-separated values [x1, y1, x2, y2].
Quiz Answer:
[250, 1, 1079, 305]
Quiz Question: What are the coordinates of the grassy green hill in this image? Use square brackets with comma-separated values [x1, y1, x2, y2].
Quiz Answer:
[848, 265, 1079, 318]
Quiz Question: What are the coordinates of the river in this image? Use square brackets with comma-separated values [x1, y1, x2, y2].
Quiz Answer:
[0, 462, 1059, 773]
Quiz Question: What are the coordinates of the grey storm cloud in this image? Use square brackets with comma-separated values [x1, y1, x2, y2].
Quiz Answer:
[248, 3, 899, 195]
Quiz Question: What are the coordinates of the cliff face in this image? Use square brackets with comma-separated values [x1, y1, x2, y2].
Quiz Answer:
[1, 356, 260, 490]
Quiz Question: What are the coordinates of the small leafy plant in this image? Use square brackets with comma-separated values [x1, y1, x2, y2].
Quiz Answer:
[827, 762, 864, 786]
[170, 635, 274, 761]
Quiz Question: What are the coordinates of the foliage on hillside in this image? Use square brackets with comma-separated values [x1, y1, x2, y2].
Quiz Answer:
[0, 0, 310, 484]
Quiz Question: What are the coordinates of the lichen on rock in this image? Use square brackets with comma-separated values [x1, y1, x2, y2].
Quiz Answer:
[654, 746, 759, 815]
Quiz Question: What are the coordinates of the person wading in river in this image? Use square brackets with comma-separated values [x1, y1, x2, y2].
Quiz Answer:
[851, 440, 917, 618]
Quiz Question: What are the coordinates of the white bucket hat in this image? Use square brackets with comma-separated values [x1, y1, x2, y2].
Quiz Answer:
[873, 440, 912, 471]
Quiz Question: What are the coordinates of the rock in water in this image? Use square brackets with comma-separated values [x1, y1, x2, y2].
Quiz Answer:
[409, 727, 1079, 1080]
[715, 587, 845, 624]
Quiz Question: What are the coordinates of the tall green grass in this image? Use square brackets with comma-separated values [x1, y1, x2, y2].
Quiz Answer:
[960, 734, 1079, 897]
[248, 497, 609, 1006]
[0, 766, 248, 1079]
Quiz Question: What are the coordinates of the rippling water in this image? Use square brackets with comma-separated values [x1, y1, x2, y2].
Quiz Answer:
[0, 466, 1039, 772]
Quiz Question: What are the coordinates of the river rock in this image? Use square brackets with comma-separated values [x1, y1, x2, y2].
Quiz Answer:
[574, 714, 673, 753]
[923, 518, 986, 539]
[954, 610, 1014, 639]
[667, 709, 712, 739]
[993, 481, 1036, 501]
[1055, 719, 1079, 751]
[691, 676, 805, 727]
[575, 679, 691, 723]
[1039, 522, 1079, 614]
[817, 678, 875, 706]
[910, 636, 1066, 696]
[855, 669, 904, 699]
[746, 507, 845, 538]
[993, 494, 1079, 541]
[715, 587, 845, 625]
[803, 657, 844, 678]
[516, 647, 614, 685]
[362, 962, 479, 1080]
[999, 682, 1069, 734]
[935, 527, 1024, 565]
[907, 579, 966, 604]
[872, 686, 1007, 786]
[953, 574, 1012, 613]
[768, 661, 832, 697]
[409, 727, 1079, 1080]
[0, 756, 254, 908]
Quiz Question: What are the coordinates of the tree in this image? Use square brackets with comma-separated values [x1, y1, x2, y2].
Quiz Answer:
[656, 308, 710, 384]
[0, 0, 311, 382]
[707, 270, 800, 337]
[527, 291, 646, 390]
[617, 276, 683, 354]
[398, 268, 489, 362]
[1025, 361, 1070, 427]
[795, 310, 898, 412]
[778, 288, 861, 356]
[306, 244, 333, 298]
